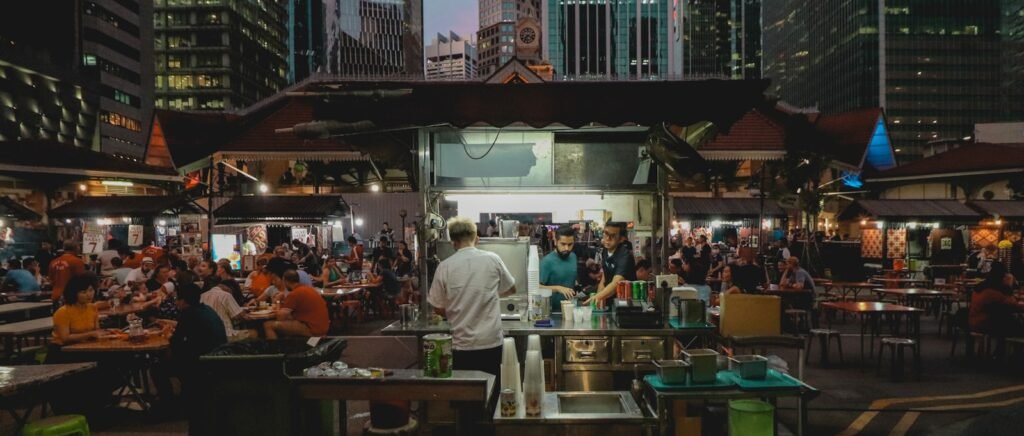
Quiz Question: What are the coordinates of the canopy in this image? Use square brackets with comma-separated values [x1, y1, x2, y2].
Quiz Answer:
[0, 197, 41, 221]
[674, 197, 787, 219]
[49, 195, 202, 219]
[838, 199, 981, 221]
[213, 195, 350, 225]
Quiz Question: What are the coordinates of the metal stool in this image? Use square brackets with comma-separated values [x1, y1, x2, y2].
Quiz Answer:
[805, 328, 843, 366]
[876, 337, 921, 381]
[785, 309, 810, 333]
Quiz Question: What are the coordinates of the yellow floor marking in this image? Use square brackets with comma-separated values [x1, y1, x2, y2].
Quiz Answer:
[839, 384, 1024, 435]
[914, 396, 1024, 412]
[889, 412, 920, 436]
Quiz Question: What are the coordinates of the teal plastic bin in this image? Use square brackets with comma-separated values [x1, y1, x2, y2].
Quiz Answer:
[728, 399, 774, 436]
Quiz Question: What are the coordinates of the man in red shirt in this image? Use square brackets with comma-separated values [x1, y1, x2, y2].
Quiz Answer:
[141, 243, 166, 266]
[263, 258, 329, 339]
[49, 242, 87, 303]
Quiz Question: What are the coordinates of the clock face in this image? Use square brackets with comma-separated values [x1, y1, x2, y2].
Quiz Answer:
[519, 27, 537, 45]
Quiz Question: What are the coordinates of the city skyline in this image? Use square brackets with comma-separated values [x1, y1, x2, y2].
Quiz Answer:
[424, 0, 478, 45]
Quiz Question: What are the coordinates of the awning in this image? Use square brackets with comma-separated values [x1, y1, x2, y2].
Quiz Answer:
[0, 140, 183, 183]
[838, 199, 981, 221]
[968, 201, 1024, 219]
[213, 195, 350, 225]
[49, 195, 203, 219]
[0, 197, 41, 221]
[673, 197, 787, 219]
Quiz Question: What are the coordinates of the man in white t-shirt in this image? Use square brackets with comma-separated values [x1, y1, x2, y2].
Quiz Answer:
[427, 217, 516, 377]
[125, 257, 156, 285]
[97, 239, 123, 276]
[200, 282, 244, 336]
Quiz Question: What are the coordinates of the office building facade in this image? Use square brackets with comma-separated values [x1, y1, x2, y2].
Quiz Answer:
[288, 0, 328, 83]
[0, 1, 153, 155]
[477, 0, 541, 77]
[543, 0, 679, 79]
[330, 0, 423, 78]
[154, 0, 289, 112]
[764, 0, 1020, 159]
[426, 33, 478, 80]
[678, 0, 760, 79]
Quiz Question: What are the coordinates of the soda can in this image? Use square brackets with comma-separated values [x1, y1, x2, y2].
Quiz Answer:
[423, 333, 453, 378]
[639, 281, 647, 301]
[500, 388, 517, 417]
[632, 281, 641, 301]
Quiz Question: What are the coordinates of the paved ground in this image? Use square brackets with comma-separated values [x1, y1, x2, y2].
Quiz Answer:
[4, 310, 1024, 435]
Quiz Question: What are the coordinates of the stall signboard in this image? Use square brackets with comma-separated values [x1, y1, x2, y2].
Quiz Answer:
[941, 237, 953, 250]
[128, 225, 144, 247]
[82, 225, 104, 255]
[291, 227, 308, 245]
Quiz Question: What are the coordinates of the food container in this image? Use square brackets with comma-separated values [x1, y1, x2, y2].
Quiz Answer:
[682, 348, 719, 384]
[729, 355, 768, 380]
[653, 360, 690, 385]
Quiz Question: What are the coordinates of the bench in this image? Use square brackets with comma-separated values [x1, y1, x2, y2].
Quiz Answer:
[0, 318, 53, 360]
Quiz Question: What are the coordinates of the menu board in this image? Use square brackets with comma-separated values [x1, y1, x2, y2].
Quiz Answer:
[128, 225, 144, 247]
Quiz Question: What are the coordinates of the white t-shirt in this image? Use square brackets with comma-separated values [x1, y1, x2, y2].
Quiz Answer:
[98, 250, 119, 275]
[428, 246, 515, 351]
[125, 267, 154, 285]
[200, 287, 243, 335]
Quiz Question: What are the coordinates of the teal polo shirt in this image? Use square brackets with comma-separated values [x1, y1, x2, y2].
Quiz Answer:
[540, 250, 577, 311]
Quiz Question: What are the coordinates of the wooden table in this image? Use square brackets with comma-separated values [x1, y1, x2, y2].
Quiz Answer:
[871, 277, 931, 288]
[62, 333, 169, 353]
[824, 282, 878, 301]
[0, 318, 53, 359]
[241, 309, 277, 321]
[821, 301, 924, 367]
[0, 302, 52, 320]
[319, 287, 365, 299]
[98, 302, 151, 318]
[62, 333, 169, 412]
[0, 363, 97, 430]
[0, 292, 52, 303]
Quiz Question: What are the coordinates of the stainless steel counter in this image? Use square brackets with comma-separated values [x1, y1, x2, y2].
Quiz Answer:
[381, 313, 715, 337]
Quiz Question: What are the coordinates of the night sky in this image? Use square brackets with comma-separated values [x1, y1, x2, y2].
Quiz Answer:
[424, 0, 478, 45]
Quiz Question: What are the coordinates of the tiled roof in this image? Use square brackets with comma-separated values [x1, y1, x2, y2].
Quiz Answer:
[968, 201, 1024, 219]
[673, 197, 788, 218]
[699, 108, 788, 151]
[213, 195, 351, 225]
[0, 196, 41, 220]
[814, 108, 884, 168]
[0, 140, 179, 179]
[150, 110, 238, 169]
[49, 195, 201, 219]
[838, 199, 980, 221]
[866, 143, 1024, 181]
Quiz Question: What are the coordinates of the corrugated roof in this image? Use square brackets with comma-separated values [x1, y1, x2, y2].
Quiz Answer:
[969, 201, 1024, 219]
[838, 199, 980, 220]
[49, 195, 201, 219]
[213, 195, 350, 225]
[866, 143, 1024, 181]
[699, 108, 789, 151]
[0, 197, 41, 220]
[673, 197, 788, 218]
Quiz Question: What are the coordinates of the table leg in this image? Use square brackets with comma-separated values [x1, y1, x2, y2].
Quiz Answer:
[859, 313, 867, 366]
[337, 400, 347, 436]
[798, 395, 807, 436]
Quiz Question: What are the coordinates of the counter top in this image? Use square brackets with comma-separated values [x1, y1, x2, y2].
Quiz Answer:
[382, 313, 713, 337]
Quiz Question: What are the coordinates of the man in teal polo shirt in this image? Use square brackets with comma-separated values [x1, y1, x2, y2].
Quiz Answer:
[540, 226, 578, 312]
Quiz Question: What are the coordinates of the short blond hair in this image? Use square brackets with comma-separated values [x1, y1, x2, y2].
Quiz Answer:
[447, 217, 478, 243]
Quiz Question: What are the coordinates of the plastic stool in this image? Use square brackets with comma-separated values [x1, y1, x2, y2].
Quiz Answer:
[876, 338, 921, 381]
[805, 329, 844, 366]
[728, 400, 774, 436]
[21, 415, 90, 436]
[785, 309, 809, 332]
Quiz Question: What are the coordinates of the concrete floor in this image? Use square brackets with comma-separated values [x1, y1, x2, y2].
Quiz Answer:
[4, 312, 1024, 436]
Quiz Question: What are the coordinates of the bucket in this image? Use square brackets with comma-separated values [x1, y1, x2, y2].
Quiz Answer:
[728, 399, 774, 436]
[369, 400, 411, 429]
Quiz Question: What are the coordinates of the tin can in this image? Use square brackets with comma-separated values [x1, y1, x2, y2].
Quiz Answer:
[423, 333, 453, 378]
[500, 389, 517, 417]
[632, 281, 641, 301]
[639, 281, 647, 301]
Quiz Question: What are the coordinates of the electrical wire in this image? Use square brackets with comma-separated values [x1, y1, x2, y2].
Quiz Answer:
[462, 126, 502, 160]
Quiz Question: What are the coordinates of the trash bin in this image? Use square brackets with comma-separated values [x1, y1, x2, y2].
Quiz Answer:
[728, 399, 774, 436]
[193, 337, 347, 436]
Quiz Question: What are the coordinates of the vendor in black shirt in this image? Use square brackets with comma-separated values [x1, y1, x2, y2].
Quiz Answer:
[584, 221, 636, 305]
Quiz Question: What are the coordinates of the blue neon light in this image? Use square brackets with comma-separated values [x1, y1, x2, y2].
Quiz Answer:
[865, 119, 896, 170]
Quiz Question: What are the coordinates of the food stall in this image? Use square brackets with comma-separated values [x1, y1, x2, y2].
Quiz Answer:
[47, 195, 203, 257]
[671, 196, 789, 250]
[211, 195, 351, 272]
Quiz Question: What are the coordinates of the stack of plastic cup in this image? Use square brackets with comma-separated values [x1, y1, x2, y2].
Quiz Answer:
[561, 301, 574, 325]
[526, 335, 544, 388]
[523, 350, 544, 417]
[500, 337, 521, 402]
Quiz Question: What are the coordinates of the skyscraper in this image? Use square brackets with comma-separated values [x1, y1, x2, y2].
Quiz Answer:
[426, 32, 478, 80]
[288, 0, 327, 83]
[329, 0, 423, 78]
[677, 0, 760, 79]
[0, 0, 151, 157]
[477, 0, 541, 77]
[543, 0, 679, 79]
[154, 0, 289, 112]
[763, 0, 1021, 159]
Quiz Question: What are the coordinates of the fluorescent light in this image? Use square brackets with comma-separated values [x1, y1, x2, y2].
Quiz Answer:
[711, 220, 723, 228]
[101, 180, 133, 187]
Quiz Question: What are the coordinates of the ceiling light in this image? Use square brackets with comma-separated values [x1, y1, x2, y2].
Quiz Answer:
[78, 183, 87, 191]
[370, 184, 380, 193]
[259, 183, 269, 193]
[355, 218, 364, 227]
[158, 219, 167, 226]
[101, 180, 133, 187]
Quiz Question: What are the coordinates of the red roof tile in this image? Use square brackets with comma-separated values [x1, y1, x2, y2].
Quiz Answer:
[699, 108, 788, 151]
[867, 143, 1024, 181]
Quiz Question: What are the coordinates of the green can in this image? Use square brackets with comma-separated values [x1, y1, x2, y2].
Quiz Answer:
[423, 333, 453, 378]
[632, 281, 641, 301]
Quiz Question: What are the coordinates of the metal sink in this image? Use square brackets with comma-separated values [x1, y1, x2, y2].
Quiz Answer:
[557, 393, 626, 414]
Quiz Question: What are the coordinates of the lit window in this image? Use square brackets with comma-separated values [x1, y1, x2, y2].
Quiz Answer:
[82, 54, 97, 66]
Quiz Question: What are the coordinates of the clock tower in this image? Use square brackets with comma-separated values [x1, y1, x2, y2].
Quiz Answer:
[515, 17, 542, 63]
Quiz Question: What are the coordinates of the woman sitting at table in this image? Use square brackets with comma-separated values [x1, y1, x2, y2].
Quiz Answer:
[51, 273, 111, 348]
[243, 256, 274, 298]
[720, 265, 743, 295]
[969, 262, 1024, 340]
[146, 265, 178, 320]
[215, 262, 246, 306]
[319, 257, 347, 287]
